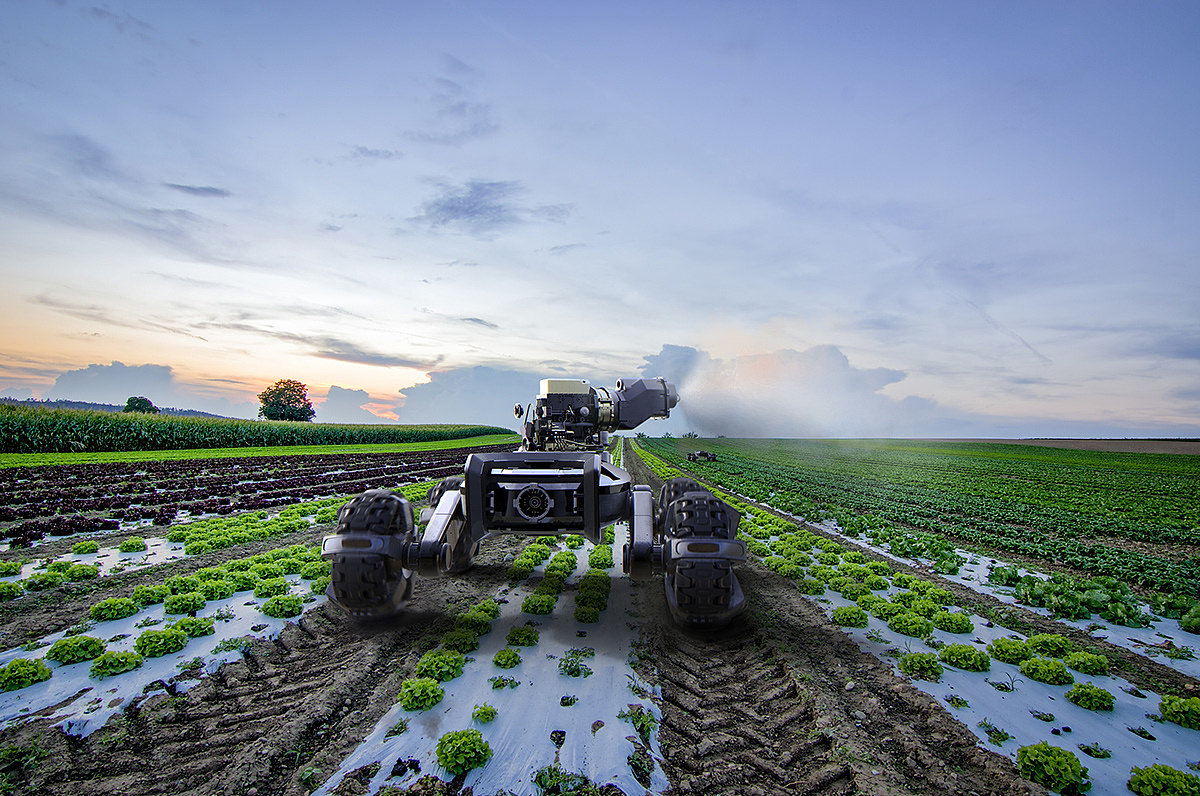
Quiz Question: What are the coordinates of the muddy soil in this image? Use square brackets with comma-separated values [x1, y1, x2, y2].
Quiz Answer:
[0, 534, 526, 796]
[622, 444, 1045, 796]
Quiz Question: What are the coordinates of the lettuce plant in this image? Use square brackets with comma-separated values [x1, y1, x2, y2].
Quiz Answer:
[62, 565, 99, 581]
[253, 577, 289, 598]
[90, 597, 140, 621]
[987, 637, 1033, 664]
[1016, 742, 1089, 795]
[165, 575, 200, 594]
[415, 649, 465, 681]
[440, 629, 480, 653]
[1065, 683, 1114, 711]
[46, 635, 105, 664]
[1063, 651, 1108, 676]
[397, 677, 444, 710]
[90, 651, 143, 678]
[1019, 657, 1074, 686]
[522, 594, 557, 615]
[454, 610, 493, 635]
[0, 658, 51, 691]
[173, 616, 215, 637]
[200, 579, 236, 600]
[71, 541, 99, 555]
[939, 644, 990, 672]
[1027, 633, 1072, 658]
[435, 729, 492, 775]
[888, 612, 933, 638]
[0, 582, 23, 601]
[831, 606, 868, 628]
[898, 652, 943, 681]
[1127, 764, 1200, 796]
[118, 537, 147, 553]
[25, 572, 65, 591]
[505, 625, 539, 646]
[164, 591, 206, 614]
[135, 628, 189, 658]
[132, 584, 171, 605]
[492, 648, 522, 669]
[931, 611, 973, 634]
[472, 597, 501, 619]
[1159, 694, 1200, 730]
[472, 703, 498, 723]
[261, 594, 302, 618]
[574, 602, 601, 623]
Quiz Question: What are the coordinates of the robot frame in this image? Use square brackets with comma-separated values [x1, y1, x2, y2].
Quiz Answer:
[320, 377, 746, 628]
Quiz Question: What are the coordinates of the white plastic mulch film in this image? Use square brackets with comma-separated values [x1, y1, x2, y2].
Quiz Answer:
[0, 572, 324, 737]
[748, 506, 1200, 796]
[314, 521, 667, 796]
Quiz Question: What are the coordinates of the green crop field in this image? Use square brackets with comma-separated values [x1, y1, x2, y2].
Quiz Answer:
[0, 403, 513, 454]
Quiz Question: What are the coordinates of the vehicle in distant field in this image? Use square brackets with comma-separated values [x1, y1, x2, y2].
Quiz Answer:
[687, 451, 717, 462]
[321, 378, 746, 627]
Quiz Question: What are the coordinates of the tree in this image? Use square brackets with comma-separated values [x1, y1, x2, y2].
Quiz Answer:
[257, 379, 315, 422]
[123, 396, 159, 414]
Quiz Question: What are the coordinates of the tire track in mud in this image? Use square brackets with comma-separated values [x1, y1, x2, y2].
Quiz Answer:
[624, 442, 1041, 796]
[1, 542, 525, 796]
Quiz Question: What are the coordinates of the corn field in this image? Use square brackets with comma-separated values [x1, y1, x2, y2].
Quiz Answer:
[0, 404, 512, 453]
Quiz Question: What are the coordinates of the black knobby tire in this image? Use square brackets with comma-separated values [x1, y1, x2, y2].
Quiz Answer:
[329, 489, 414, 617]
[673, 559, 735, 611]
[662, 490, 736, 540]
[657, 477, 706, 534]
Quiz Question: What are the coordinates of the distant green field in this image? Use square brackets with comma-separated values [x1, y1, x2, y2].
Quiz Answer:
[0, 402, 513, 454]
[0, 433, 519, 468]
[645, 437, 1200, 594]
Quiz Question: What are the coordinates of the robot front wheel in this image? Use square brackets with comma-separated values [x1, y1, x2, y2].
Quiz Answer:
[326, 489, 416, 619]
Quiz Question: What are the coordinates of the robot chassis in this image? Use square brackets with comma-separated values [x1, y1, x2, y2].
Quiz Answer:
[320, 377, 747, 627]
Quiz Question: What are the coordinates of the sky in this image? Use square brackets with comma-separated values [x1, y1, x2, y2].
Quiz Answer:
[1, 0, 1198, 437]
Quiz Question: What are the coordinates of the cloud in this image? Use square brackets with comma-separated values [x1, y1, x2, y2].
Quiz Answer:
[411, 180, 521, 233]
[347, 146, 402, 161]
[0, 387, 34, 400]
[548, 244, 585, 255]
[677, 346, 916, 438]
[163, 183, 232, 197]
[459, 317, 499, 329]
[36, 294, 210, 341]
[204, 322, 439, 369]
[84, 6, 154, 37]
[402, 56, 499, 145]
[409, 180, 570, 236]
[1146, 331, 1200, 360]
[315, 385, 389, 424]
[397, 366, 536, 428]
[44, 361, 257, 417]
[310, 337, 439, 369]
[50, 133, 126, 181]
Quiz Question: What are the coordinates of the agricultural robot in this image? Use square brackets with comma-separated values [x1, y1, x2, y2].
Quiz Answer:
[320, 378, 746, 627]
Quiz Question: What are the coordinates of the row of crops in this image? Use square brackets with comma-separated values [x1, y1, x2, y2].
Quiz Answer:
[0, 403, 511, 453]
[629, 440, 1200, 795]
[313, 525, 660, 795]
[638, 438, 1200, 605]
[0, 444, 513, 545]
